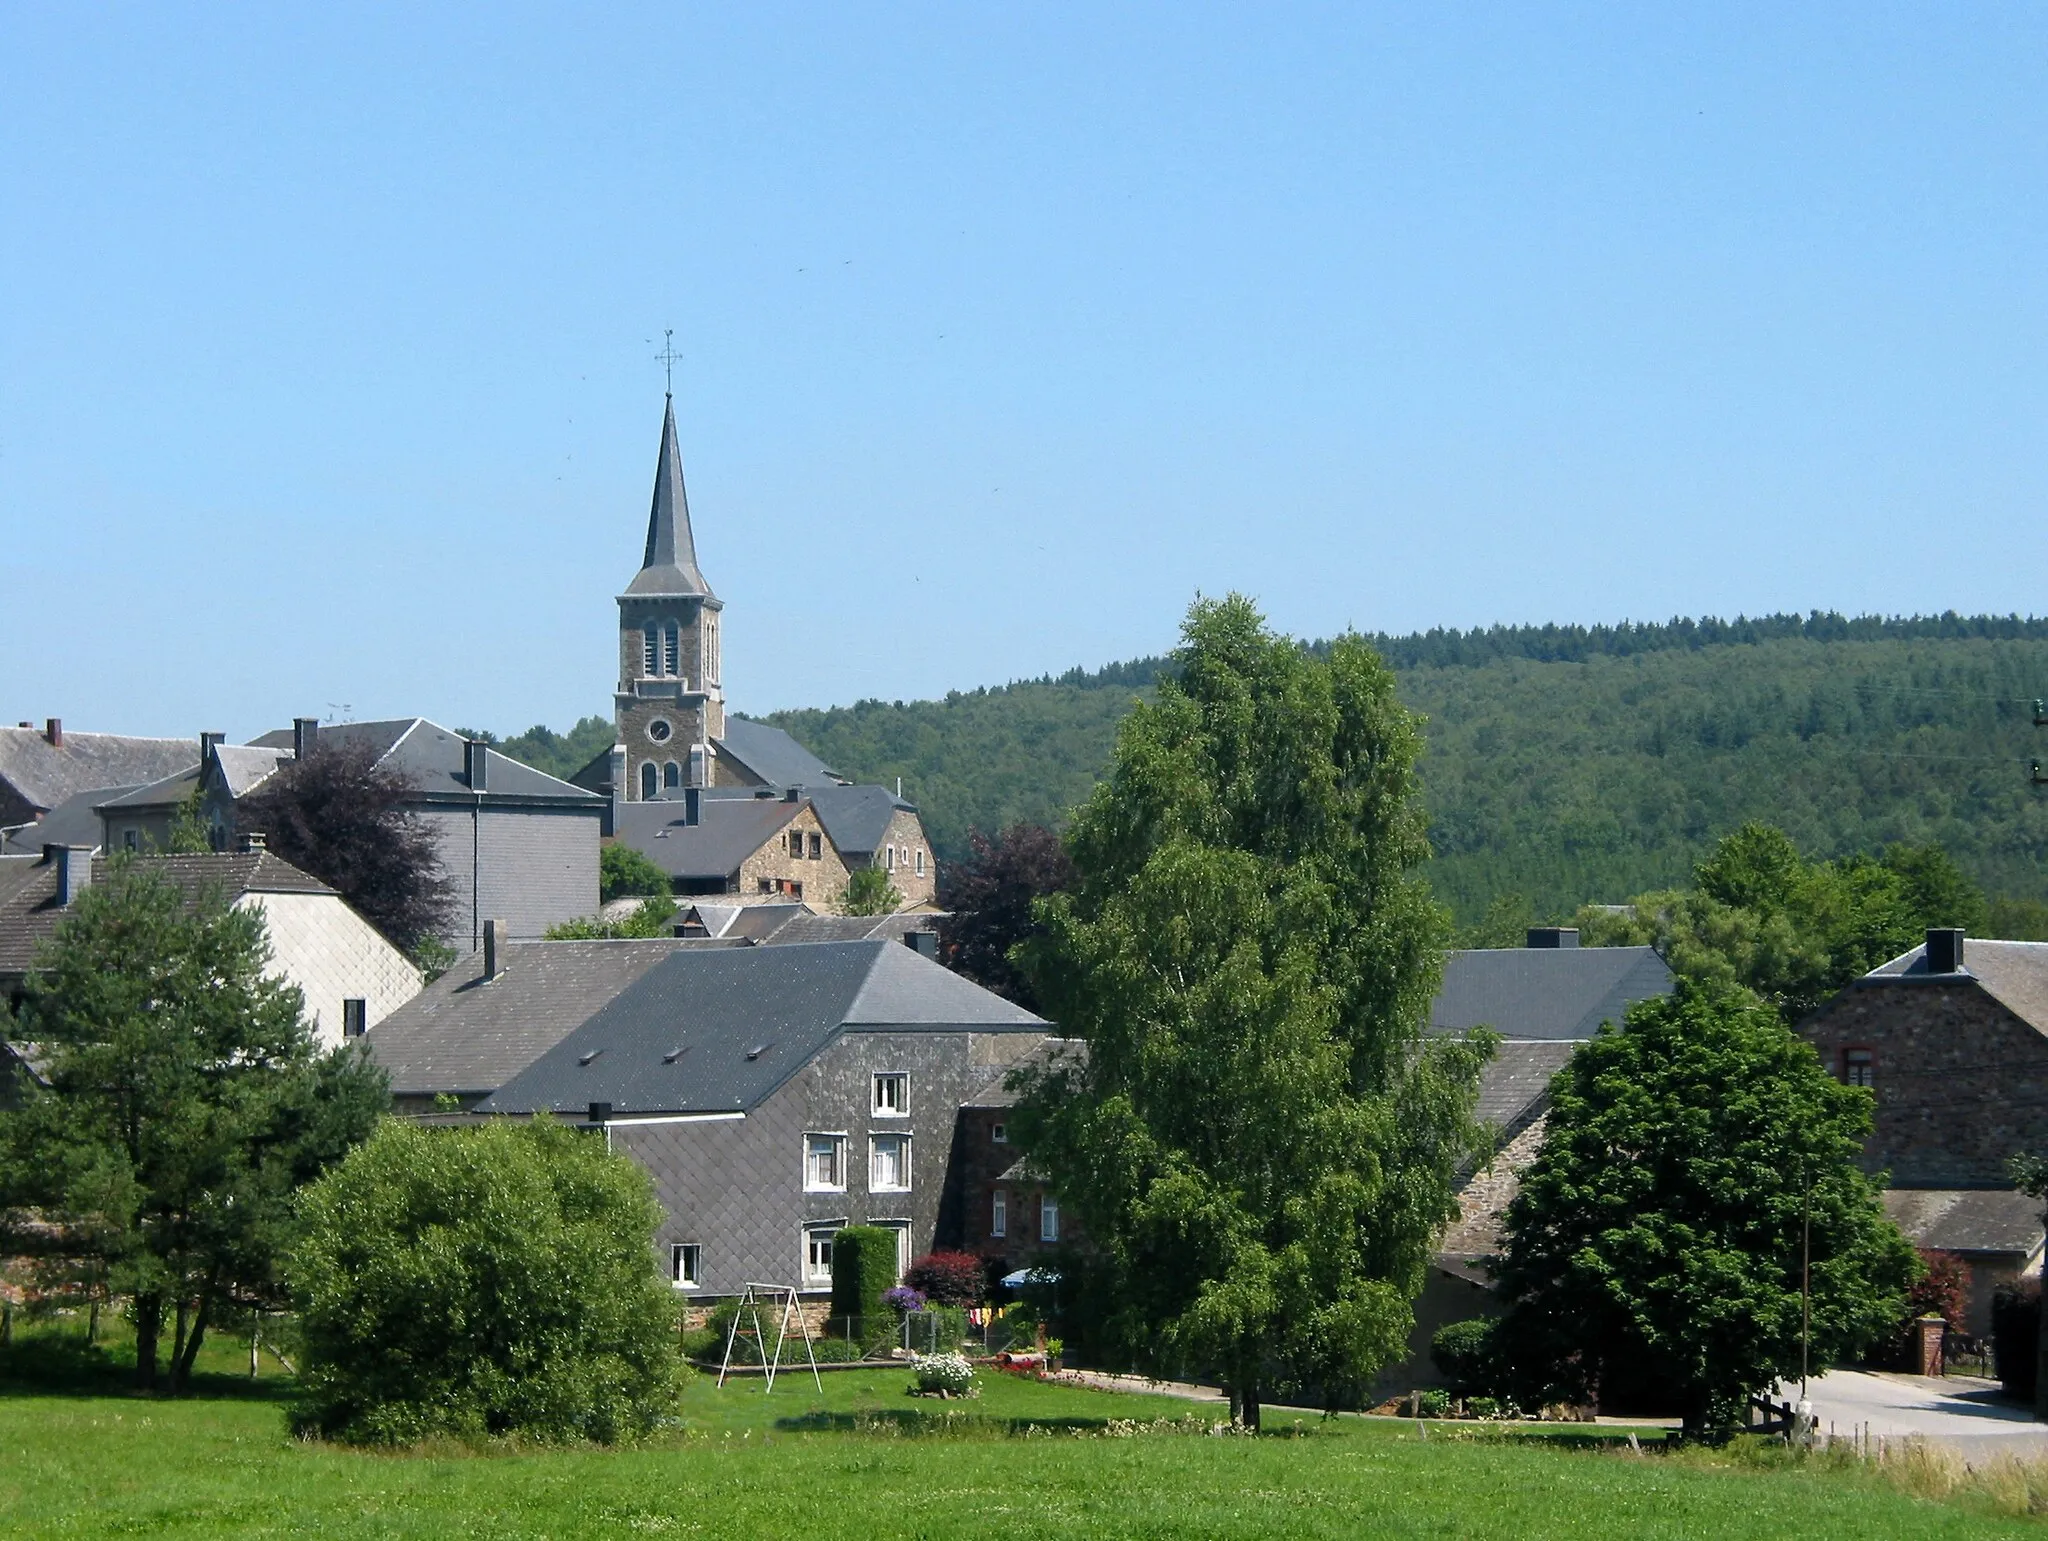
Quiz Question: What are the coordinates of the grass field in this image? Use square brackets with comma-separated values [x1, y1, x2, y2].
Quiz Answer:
[0, 1319, 2039, 1538]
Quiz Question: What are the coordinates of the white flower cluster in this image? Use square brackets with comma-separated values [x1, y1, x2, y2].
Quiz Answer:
[909, 1351, 976, 1395]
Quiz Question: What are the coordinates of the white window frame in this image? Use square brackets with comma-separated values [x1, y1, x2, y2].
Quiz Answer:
[341, 998, 368, 1038]
[869, 1133, 912, 1193]
[991, 1189, 1007, 1239]
[1040, 1195, 1060, 1243]
[915, 848, 925, 877]
[872, 1072, 909, 1117]
[670, 1243, 701, 1290]
[804, 1132, 847, 1192]
[991, 1122, 1007, 1144]
[802, 1223, 841, 1288]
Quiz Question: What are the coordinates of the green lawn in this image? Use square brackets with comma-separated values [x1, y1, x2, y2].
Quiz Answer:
[0, 1321, 2035, 1538]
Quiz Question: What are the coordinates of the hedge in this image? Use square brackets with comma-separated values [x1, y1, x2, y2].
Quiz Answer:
[831, 1227, 902, 1348]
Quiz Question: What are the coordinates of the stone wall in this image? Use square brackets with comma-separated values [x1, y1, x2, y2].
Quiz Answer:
[735, 804, 852, 908]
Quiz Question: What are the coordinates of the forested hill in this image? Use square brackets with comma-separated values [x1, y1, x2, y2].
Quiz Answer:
[759, 613, 2048, 923]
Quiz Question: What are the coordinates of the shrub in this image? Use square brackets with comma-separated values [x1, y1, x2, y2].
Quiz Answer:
[831, 1227, 902, 1349]
[882, 1286, 928, 1315]
[289, 1119, 683, 1444]
[909, 1351, 976, 1395]
[1417, 1388, 1453, 1418]
[601, 844, 672, 901]
[1995, 1280, 2040, 1400]
[905, 1250, 987, 1306]
[1431, 1317, 1499, 1396]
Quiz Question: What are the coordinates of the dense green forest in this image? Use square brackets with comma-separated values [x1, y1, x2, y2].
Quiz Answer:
[493, 612, 2048, 925]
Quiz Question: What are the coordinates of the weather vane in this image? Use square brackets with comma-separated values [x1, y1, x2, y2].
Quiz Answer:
[654, 328, 681, 396]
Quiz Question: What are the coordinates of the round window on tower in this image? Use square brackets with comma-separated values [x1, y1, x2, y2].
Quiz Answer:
[647, 718, 674, 744]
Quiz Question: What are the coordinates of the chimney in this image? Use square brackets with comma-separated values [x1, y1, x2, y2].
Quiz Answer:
[1925, 928, 1966, 975]
[587, 1100, 612, 1127]
[465, 738, 489, 791]
[1526, 927, 1580, 949]
[238, 832, 267, 853]
[293, 717, 320, 759]
[200, 731, 225, 764]
[784, 787, 801, 803]
[51, 845, 93, 907]
[905, 930, 939, 959]
[483, 918, 508, 980]
[44, 718, 62, 748]
[684, 786, 701, 826]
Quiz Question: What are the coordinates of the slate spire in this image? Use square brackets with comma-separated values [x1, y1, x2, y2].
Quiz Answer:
[626, 394, 713, 597]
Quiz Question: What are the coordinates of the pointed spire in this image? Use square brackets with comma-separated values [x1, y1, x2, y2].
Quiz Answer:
[625, 395, 713, 598]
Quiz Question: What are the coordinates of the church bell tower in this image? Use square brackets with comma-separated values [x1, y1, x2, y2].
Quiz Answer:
[614, 395, 724, 800]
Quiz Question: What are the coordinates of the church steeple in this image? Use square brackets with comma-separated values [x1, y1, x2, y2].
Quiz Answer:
[626, 395, 713, 598]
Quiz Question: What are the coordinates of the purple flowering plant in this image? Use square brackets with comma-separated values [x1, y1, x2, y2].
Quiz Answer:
[882, 1286, 928, 1314]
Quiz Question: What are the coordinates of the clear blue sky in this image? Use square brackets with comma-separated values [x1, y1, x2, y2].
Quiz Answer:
[4, 5, 2043, 742]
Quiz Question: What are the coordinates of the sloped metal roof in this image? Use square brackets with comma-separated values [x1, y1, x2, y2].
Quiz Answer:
[1429, 945, 1675, 1041]
[480, 939, 1045, 1117]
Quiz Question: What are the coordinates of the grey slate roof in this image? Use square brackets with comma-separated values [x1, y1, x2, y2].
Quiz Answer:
[612, 796, 801, 881]
[1429, 945, 1675, 1041]
[711, 718, 843, 789]
[0, 727, 197, 818]
[1475, 1041, 1579, 1134]
[2, 785, 139, 855]
[622, 397, 713, 599]
[964, 1037, 1085, 1109]
[364, 938, 682, 1097]
[1867, 939, 2048, 1034]
[481, 940, 1046, 1117]
[0, 851, 333, 976]
[1884, 1189, 2046, 1257]
[763, 910, 937, 946]
[246, 720, 600, 808]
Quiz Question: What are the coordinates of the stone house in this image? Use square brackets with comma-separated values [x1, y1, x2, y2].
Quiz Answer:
[0, 843, 421, 1049]
[1799, 929, 2048, 1335]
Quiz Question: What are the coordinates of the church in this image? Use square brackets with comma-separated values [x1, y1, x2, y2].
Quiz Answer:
[571, 398, 937, 909]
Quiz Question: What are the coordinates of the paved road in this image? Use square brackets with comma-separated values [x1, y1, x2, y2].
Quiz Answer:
[1779, 1370, 2048, 1455]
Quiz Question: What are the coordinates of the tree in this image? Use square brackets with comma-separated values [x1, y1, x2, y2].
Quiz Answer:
[289, 1118, 682, 1444]
[544, 894, 678, 939]
[1012, 595, 1491, 1426]
[239, 738, 456, 957]
[840, 867, 901, 917]
[1493, 986, 1916, 1436]
[600, 844, 672, 902]
[936, 824, 1075, 1010]
[0, 861, 387, 1391]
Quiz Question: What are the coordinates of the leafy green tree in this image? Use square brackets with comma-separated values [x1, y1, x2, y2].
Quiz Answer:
[1494, 987, 1916, 1436]
[543, 894, 678, 940]
[166, 787, 213, 854]
[289, 1118, 682, 1444]
[0, 861, 387, 1391]
[840, 867, 901, 916]
[1013, 595, 1491, 1426]
[600, 844, 672, 902]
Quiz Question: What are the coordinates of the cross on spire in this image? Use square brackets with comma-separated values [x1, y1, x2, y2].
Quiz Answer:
[654, 328, 681, 397]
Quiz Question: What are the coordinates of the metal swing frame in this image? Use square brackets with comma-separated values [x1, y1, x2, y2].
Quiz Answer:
[716, 1281, 824, 1393]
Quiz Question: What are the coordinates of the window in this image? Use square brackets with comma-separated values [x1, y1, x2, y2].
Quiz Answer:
[991, 1122, 1007, 1144]
[643, 624, 659, 675]
[886, 845, 897, 872]
[1843, 1048, 1875, 1088]
[663, 621, 680, 677]
[804, 1133, 846, 1191]
[991, 1189, 1007, 1239]
[870, 1133, 911, 1192]
[873, 1072, 908, 1116]
[640, 762, 658, 799]
[915, 848, 925, 877]
[808, 832, 822, 860]
[341, 998, 367, 1039]
[663, 760, 681, 789]
[670, 1243, 701, 1289]
[803, 1224, 839, 1287]
[123, 829, 139, 851]
[1040, 1195, 1060, 1243]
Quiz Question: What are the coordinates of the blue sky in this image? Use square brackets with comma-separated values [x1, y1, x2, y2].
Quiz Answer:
[4, 5, 2044, 741]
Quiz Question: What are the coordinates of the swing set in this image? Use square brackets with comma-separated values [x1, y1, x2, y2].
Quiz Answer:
[716, 1282, 824, 1392]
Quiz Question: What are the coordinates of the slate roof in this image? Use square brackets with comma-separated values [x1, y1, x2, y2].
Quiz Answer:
[622, 396, 713, 599]
[1429, 945, 1675, 1041]
[0, 727, 197, 817]
[481, 940, 1046, 1117]
[612, 796, 802, 880]
[0, 851, 333, 975]
[675, 902, 812, 941]
[1474, 1040, 1579, 1134]
[101, 744, 294, 811]
[246, 720, 600, 808]
[1866, 939, 2048, 1033]
[2, 784, 139, 855]
[365, 938, 681, 1098]
[964, 1038, 1084, 1109]
[711, 718, 843, 789]
[764, 911, 937, 946]
[1884, 1189, 2046, 1257]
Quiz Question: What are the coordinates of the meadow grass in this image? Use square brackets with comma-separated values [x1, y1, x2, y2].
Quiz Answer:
[0, 1318, 2038, 1539]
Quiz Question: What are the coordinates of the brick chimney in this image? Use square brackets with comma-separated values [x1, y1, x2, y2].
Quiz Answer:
[44, 718, 62, 748]
[239, 832, 267, 853]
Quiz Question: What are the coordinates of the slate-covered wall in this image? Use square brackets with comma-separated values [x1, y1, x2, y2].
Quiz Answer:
[1800, 979, 2048, 1188]
[415, 804, 602, 950]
